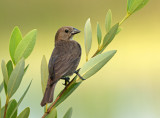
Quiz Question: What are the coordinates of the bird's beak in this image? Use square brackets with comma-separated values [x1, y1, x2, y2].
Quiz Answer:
[71, 28, 81, 35]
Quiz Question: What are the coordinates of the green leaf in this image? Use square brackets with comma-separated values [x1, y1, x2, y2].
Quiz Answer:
[0, 82, 3, 93]
[24, 64, 29, 74]
[46, 108, 57, 118]
[116, 27, 122, 34]
[1, 104, 4, 118]
[17, 107, 30, 118]
[1, 60, 8, 85]
[84, 18, 92, 59]
[9, 26, 22, 64]
[127, 0, 149, 15]
[1, 102, 17, 118]
[63, 107, 73, 118]
[105, 9, 112, 32]
[10, 80, 32, 118]
[4, 81, 7, 95]
[1, 60, 10, 95]
[6, 60, 13, 78]
[6, 99, 18, 118]
[7, 59, 25, 98]
[101, 23, 119, 54]
[97, 22, 102, 46]
[41, 55, 48, 94]
[14, 29, 37, 64]
[77, 50, 117, 82]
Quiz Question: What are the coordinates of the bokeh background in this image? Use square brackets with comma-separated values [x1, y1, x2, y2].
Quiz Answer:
[0, 0, 160, 118]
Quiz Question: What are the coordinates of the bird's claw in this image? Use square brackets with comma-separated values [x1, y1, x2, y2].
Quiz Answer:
[62, 82, 68, 86]
[74, 68, 85, 80]
[74, 68, 81, 74]
[61, 77, 70, 86]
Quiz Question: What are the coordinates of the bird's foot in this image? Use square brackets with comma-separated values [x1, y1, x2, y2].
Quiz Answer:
[45, 111, 49, 114]
[74, 68, 85, 80]
[61, 77, 70, 86]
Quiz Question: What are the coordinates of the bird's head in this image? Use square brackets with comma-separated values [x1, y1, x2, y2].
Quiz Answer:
[55, 26, 80, 42]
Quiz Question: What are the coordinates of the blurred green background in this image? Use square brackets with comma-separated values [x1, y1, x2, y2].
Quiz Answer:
[0, 0, 160, 118]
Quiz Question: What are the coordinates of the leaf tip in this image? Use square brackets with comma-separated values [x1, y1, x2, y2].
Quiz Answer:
[42, 55, 46, 60]
[108, 9, 111, 13]
[86, 18, 91, 24]
[13, 26, 20, 31]
[32, 29, 38, 34]
[112, 50, 117, 54]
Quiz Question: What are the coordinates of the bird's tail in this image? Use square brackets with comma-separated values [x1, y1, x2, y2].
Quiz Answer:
[41, 79, 57, 107]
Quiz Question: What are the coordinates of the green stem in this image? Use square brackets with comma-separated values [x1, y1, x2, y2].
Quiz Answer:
[42, 78, 75, 118]
[119, 13, 130, 25]
[45, 104, 48, 112]
[86, 54, 88, 62]
[92, 45, 103, 57]
[92, 50, 100, 57]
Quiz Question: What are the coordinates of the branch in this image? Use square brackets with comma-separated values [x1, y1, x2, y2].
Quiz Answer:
[42, 78, 75, 118]
[3, 97, 9, 118]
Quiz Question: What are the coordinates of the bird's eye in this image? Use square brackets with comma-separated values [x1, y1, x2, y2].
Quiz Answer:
[65, 29, 69, 33]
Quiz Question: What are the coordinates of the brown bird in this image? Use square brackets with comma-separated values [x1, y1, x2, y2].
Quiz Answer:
[41, 26, 84, 107]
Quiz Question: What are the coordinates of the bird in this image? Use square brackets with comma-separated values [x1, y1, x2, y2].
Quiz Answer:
[41, 26, 84, 107]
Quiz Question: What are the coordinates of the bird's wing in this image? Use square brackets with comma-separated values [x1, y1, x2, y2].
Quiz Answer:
[48, 41, 81, 82]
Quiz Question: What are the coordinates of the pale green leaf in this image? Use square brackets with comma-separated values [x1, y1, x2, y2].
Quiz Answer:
[14, 29, 37, 64]
[7, 59, 25, 98]
[77, 50, 117, 82]
[10, 80, 32, 118]
[105, 9, 112, 32]
[0, 82, 3, 93]
[41, 55, 48, 94]
[1, 60, 8, 85]
[63, 107, 73, 118]
[127, 0, 149, 15]
[17, 107, 30, 118]
[9, 26, 22, 64]
[46, 108, 57, 118]
[6, 60, 13, 78]
[84, 18, 92, 58]
[100, 23, 119, 54]
[97, 22, 102, 46]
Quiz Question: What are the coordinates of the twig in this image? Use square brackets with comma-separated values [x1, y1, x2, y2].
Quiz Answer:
[3, 97, 9, 118]
[119, 13, 130, 25]
[41, 78, 75, 118]
[92, 49, 100, 57]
